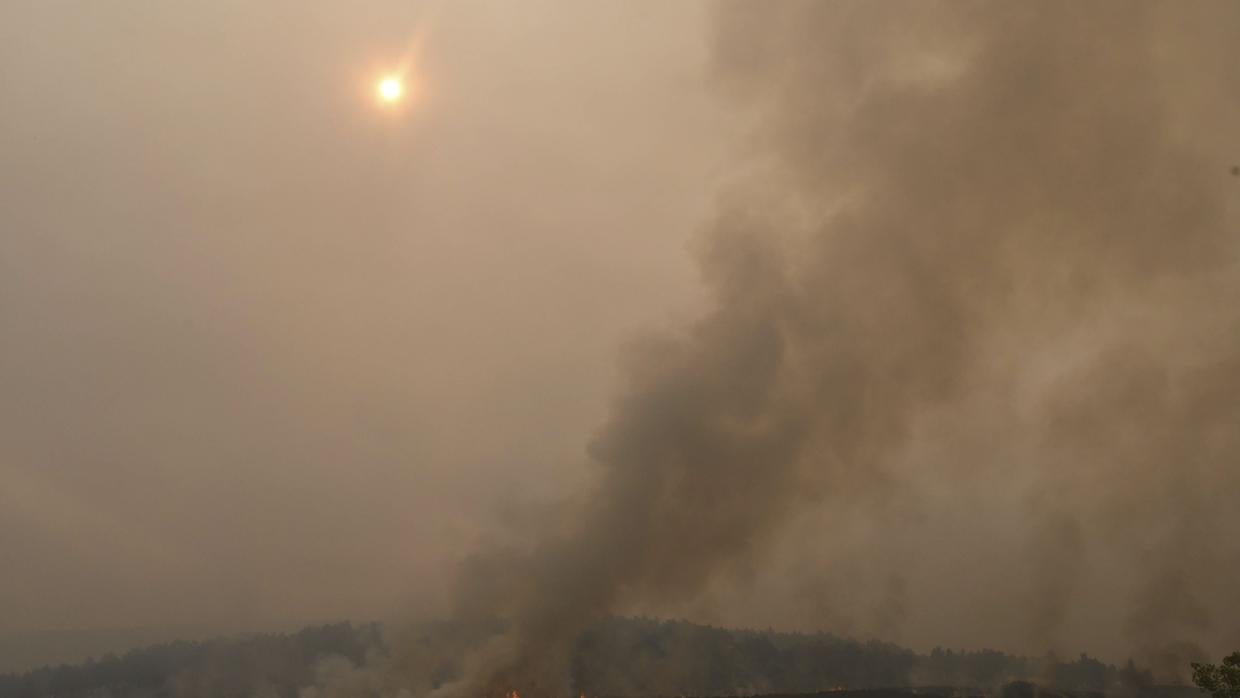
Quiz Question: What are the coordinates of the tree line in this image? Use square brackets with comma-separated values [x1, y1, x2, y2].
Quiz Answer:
[0, 618, 1228, 698]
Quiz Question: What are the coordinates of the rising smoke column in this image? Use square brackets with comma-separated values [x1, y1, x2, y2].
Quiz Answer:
[399, 2, 1240, 694]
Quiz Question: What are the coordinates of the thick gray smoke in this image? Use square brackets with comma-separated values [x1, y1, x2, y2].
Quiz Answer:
[313, 2, 1240, 695]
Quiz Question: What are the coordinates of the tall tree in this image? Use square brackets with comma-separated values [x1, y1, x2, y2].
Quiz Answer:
[1192, 652, 1240, 698]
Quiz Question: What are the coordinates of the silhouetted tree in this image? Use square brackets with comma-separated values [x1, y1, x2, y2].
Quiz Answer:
[1192, 652, 1240, 698]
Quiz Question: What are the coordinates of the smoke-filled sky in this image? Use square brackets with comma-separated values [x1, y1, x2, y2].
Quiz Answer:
[3, 0, 1240, 679]
[0, 0, 724, 638]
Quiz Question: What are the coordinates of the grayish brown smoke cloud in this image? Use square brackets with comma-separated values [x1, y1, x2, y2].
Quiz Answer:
[3, 0, 1240, 687]
[407, 1, 1240, 693]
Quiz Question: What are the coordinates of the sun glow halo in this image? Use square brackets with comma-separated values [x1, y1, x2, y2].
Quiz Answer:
[377, 76, 403, 103]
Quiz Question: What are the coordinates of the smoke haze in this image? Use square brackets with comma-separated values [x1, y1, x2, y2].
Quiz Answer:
[3, 0, 1240, 687]
[0, 0, 721, 639]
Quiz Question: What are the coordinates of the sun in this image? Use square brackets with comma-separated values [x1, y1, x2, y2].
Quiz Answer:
[377, 76, 403, 103]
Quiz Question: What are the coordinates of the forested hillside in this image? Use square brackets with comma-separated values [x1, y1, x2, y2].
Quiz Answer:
[0, 618, 1184, 698]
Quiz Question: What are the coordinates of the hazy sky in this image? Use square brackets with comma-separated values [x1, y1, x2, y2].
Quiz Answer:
[1, 0, 725, 637]
[3, 0, 1240, 680]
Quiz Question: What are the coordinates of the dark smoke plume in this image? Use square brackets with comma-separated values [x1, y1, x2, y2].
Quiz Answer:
[315, 2, 1240, 694]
